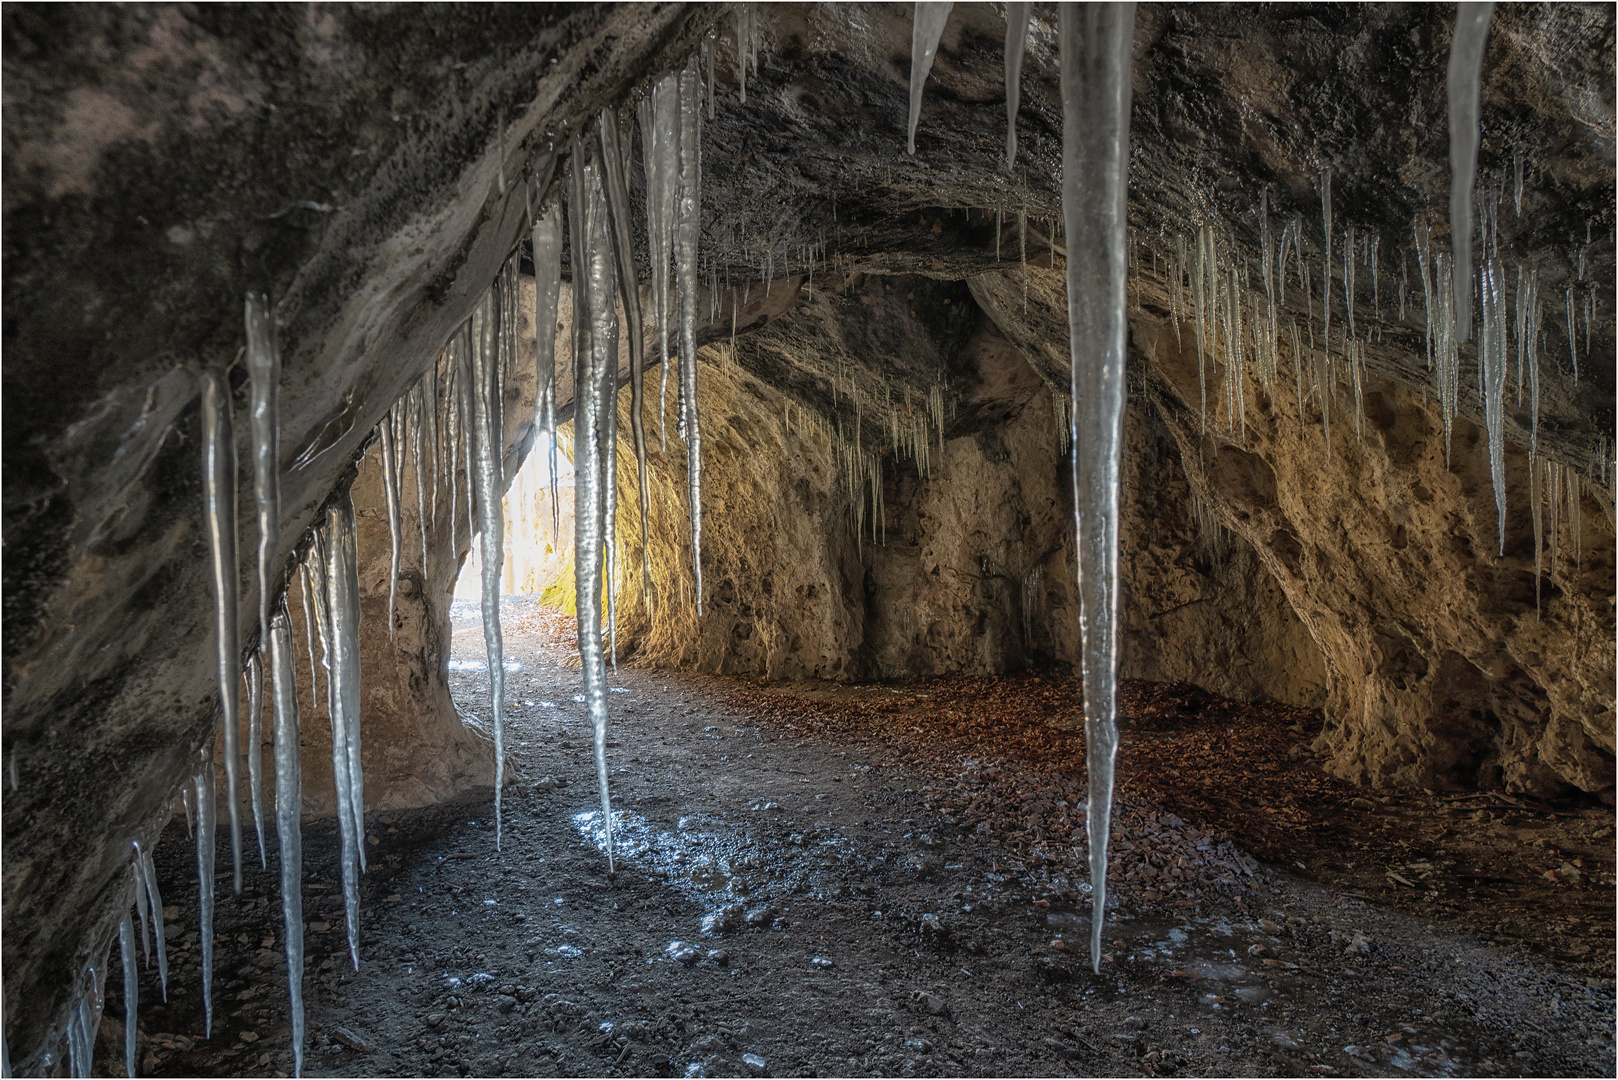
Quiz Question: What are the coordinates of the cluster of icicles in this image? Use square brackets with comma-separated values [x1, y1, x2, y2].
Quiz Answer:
[40, 2, 1611, 1075]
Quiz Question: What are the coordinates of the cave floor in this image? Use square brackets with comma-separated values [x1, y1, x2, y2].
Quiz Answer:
[120, 597, 1615, 1079]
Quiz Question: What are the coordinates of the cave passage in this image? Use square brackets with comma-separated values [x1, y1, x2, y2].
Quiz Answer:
[110, 606, 1614, 1078]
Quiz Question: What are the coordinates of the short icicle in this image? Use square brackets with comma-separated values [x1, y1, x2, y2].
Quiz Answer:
[470, 282, 508, 849]
[269, 603, 306, 1077]
[199, 369, 244, 895]
[1004, 2, 1031, 167]
[324, 498, 365, 968]
[1447, 2, 1493, 343]
[378, 413, 402, 638]
[907, 3, 953, 155]
[136, 844, 168, 999]
[1058, 0, 1136, 975]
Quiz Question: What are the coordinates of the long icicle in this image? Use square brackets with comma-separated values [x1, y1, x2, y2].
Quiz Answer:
[907, 3, 953, 155]
[193, 742, 217, 1035]
[245, 291, 280, 655]
[676, 57, 706, 614]
[646, 80, 680, 452]
[244, 652, 266, 865]
[410, 385, 429, 572]
[532, 199, 564, 541]
[378, 413, 402, 638]
[599, 110, 655, 605]
[118, 911, 137, 1079]
[200, 369, 245, 896]
[471, 281, 508, 849]
[324, 498, 364, 968]
[571, 144, 617, 873]
[1448, 2, 1493, 343]
[269, 602, 306, 1077]
[1004, 2, 1031, 167]
[1059, 0, 1135, 976]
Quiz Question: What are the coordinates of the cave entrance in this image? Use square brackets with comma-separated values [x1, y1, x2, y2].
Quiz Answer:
[453, 430, 576, 609]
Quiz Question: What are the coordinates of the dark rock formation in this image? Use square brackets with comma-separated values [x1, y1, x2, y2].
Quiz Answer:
[3, 2, 1611, 1069]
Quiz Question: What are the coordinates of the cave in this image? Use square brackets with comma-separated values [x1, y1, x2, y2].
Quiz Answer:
[4, 3, 1614, 1077]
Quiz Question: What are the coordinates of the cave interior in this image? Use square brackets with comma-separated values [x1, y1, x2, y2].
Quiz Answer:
[2, 3, 1615, 1077]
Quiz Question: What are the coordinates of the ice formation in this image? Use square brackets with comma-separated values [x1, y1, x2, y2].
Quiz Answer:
[1447, 2, 1492, 342]
[645, 77, 680, 452]
[199, 369, 244, 895]
[1058, 0, 1136, 974]
[676, 58, 706, 614]
[378, 406, 402, 636]
[908, 3, 953, 155]
[117, 913, 136, 1078]
[192, 744, 216, 1035]
[470, 274, 510, 847]
[532, 199, 564, 540]
[321, 496, 365, 968]
[1480, 259, 1508, 552]
[245, 290, 280, 655]
[569, 142, 619, 871]
[1004, 2, 1030, 167]
[245, 652, 266, 865]
[269, 605, 306, 1076]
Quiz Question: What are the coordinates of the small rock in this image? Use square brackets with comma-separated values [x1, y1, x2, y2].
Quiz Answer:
[706, 948, 730, 967]
[1259, 919, 1282, 934]
[240, 1031, 259, 1043]
[425, 1014, 446, 1028]
[702, 904, 744, 936]
[911, 991, 948, 1016]
[904, 1037, 932, 1053]
[495, 995, 517, 1013]
[1124, 1016, 1147, 1030]
[666, 941, 700, 965]
[810, 956, 834, 969]
[684, 1063, 708, 1078]
[742, 1051, 767, 1074]
[919, 913, 945, 935]
[744, 905, 778, 927]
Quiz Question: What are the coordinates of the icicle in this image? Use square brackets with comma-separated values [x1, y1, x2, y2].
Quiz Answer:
[1004, 2, 1030, 166]
[193, 744, 216, 1035]
[1532, 454, 1544, 615]
[1320, 169, 1333, 357]
[908, 3, 953, 155]
[570, 144, 618, 873]
[645, 80, 680, 452]
[734, 2, 755, 104]
[676, 58, 706, 614]
[118, 912, 137, 1079]
[269, 604, 306, 1077]
[1059, 0, 1135, 976]
[130, 856, 151, 966]
[409, 385, 428, 572]
[134, 845, 167, 999]
[1289, 319, 1306, 426]
[199, 369, 245, 897]
[1564, 286, 1578, 385]
[1513, 149, 1524, 216]
[1526, 269, 1541, 455]
[1434, 253, 1460, 464]
[1447, 2, 1492, 343]
[533, 201, 563, 541]
[469, 285, 507, 849]
[1193, 224, 1209, 432]
[457, 329, 477, 544]
[323, 497, 364, 969]
[704, 24, 717, 121]
[598, 110, 655, 604]
[378, 414, 401, 638]
[245, 291, 280, 658]
[1415, 223, 1435, 370]
[1019, 208, 1028, 312]
[245, 652, 266, 866]
[1344, 224, 1357, 349]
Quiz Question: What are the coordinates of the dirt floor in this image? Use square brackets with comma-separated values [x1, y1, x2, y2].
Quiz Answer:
[109, 597, 1615, 1078]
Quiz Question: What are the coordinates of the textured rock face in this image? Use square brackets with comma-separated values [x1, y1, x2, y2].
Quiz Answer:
[3, 1, 1612, 1067]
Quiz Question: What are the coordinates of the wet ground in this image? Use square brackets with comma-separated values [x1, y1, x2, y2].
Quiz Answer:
[114, 597, 1615, 1078]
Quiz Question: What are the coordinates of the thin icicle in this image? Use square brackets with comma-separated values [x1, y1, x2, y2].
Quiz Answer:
[269, 604, 306, 1077]
[1532, 453, 1544, 616]
[409, 385, 428, 572]
[245, 652, 266, 866]
[323, 498, 364, 969]
[118, 912, 137, 1079]
[676, 58, 705, 614]
[130, 854, 151, 966]
[1481, 259, 1508, 553]
[193, 744, 216, 1035]
[199, 369, 244, 897]
[1448, 2, 1493, 343]
[734, 2, 755, 104]
[1004, 2, 1031, 167]
[1513, 149, 1524, 215]
[645, 80, 680, 452]
[570, 146, 618, 873]
[138, 846, 167, 1001]
[1059, 0, 1135, 976]
[907, 3, 953, 155]
[245, 291, 280, 657]
[1320, 170, 1333, 358]
[1564, 286, 1579, 385]
[598, 111, 655, 604]
[533, 201, 564, 539]
[378, 414, 401, 638]
[470, 285, 508, 849]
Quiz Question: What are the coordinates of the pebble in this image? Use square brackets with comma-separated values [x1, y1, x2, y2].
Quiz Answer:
[706, 948, 730, 967]
[684, 1063, 708, 1078]
[495, 995, 517, 1013]
[742, 1052, 767, 1074]
[904, 1037, 932, 1053]
[810, 956, 834, 969]
[702, 904, 744, 935]
[425, 1014, 446, 1028]
[744, 905, 778, 927]
[666, 941, 700, 965]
